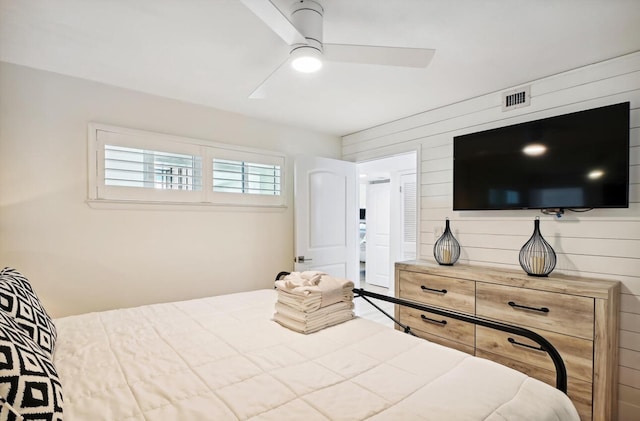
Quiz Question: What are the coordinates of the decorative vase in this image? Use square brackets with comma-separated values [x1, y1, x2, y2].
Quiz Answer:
[433, 218, 460, 265]
[519, 216, 556, 277]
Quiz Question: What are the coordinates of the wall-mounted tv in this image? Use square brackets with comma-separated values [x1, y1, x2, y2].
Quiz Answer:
[453, 102, 630, 211]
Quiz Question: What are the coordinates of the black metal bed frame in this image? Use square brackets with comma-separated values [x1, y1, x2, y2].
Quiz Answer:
[352, 287, 567, 393]
[274, 272, 567, 394]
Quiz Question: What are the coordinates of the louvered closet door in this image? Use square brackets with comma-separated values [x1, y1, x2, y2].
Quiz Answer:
[400, 172, 417, 260]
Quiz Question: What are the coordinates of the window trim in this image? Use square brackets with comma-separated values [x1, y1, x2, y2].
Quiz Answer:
[88, 123, 287, 208]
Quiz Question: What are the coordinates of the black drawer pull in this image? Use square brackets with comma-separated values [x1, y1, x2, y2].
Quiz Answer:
[420, 314, 447, 326]
[421, 285, 447, 294]
[508, 337, 545, 352]
[508, 301, 549, 313]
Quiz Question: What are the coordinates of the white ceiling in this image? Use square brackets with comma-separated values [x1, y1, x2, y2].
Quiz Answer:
[1, 0, 639, 136]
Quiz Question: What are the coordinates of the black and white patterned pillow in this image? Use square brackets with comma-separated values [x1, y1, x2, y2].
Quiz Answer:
[0, 268, 57, 358]
[0, 309, 63, 420]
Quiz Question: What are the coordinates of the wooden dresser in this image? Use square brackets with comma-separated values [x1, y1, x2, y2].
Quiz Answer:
[394, 260, 620, 421]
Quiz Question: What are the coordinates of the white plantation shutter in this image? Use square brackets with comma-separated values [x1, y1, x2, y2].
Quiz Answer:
[104, 145, 202, 191]
[89, 124, 285, 207]
[207, 147, 284, 206]
[213, 159, 281, 196]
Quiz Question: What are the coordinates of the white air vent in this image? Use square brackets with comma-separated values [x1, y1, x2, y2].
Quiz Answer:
[502, 86, 531, 111]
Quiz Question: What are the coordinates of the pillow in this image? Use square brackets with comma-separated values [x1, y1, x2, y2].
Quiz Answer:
[0, 268, 57, 358]
[0, 309, 63, 420]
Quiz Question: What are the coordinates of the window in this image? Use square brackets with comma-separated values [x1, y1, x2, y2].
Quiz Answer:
[105, 145, 202, 191]
[89, 124, 286, 207]
[213, 159, 280, 196]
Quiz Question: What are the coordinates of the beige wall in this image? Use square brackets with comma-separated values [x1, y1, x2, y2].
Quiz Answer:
[343, 52, 640, 421]
[0, 61, 341, 318]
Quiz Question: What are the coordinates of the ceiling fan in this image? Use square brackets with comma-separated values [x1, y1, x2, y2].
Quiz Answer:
[240, 0, 435, 98]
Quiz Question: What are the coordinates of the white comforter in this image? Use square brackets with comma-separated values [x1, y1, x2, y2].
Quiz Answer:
[53, 289, 579, 420]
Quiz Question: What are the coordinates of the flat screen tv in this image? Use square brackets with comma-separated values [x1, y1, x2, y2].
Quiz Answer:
[453, 102, 630, 211]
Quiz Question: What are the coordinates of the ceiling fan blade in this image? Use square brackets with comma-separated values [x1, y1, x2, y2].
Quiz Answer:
[240, 0, 307, 45]
[324, 44, 435, 68]
[248, 56, 291, 99]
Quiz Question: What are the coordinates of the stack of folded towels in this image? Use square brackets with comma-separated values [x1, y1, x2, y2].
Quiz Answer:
[274, 271, 355, 334]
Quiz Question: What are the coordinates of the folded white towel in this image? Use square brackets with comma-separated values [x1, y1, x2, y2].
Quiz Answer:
[275, 274, 354, 311]
[275, 274, 352, 295]
[274, 301, 354, 323]
[283, 271, 325, 287]
[275, 283, 353, 312]
[276, 290, 322, 312]
[273, 308, 354, 334]
[316, 275, 352, 307]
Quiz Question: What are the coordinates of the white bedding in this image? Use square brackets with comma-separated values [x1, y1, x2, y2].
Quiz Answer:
[53, 289, 579, 420]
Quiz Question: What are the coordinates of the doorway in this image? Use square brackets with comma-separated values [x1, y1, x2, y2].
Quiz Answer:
[357, 152, 418, 297]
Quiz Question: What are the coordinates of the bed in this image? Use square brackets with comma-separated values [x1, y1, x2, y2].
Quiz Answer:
[0, 268, 579, 420]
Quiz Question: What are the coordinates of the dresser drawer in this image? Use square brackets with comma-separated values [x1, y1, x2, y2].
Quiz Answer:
[398, 271, 475, 313]
[400, 306, 475, 347]
[476, 282, 594, 339]
[476, 325, 593, 382]
[408, 326, 475, 355]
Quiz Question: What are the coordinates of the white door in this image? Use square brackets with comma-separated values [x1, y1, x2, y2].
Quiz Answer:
[294, 155, 359, 285]
[365, 181, 391, 287]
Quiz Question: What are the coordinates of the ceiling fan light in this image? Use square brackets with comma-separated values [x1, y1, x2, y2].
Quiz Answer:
[291, 47, 322, 73]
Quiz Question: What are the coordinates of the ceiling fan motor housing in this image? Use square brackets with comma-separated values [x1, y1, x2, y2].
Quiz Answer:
[290, 0, 324, 54]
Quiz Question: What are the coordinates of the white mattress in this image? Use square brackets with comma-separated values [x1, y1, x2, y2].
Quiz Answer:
[53, 289, 579, 420]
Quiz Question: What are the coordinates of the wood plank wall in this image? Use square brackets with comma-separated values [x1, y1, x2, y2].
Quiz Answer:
[343, 52, 640, 421]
